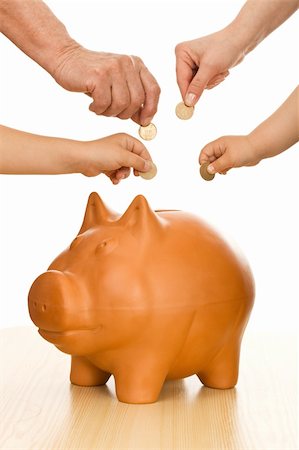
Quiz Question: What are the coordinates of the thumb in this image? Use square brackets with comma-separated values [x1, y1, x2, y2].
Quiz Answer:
[206, 154, 232, 175]
[119, 149, 152, 173]
[185, 65, 215, 106]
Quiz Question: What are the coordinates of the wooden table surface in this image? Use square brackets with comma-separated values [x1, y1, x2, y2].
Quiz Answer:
[0, 327, 297, 450]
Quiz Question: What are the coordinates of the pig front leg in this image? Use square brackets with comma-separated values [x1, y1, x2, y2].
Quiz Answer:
[197, 342, 240, 389]
[114, 364, 168, 404]
[70, 356, 111, 386]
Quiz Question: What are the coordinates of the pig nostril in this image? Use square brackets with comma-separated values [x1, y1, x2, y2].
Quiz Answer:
[34, 301, 37, 308]
[42, 304, 47, 312]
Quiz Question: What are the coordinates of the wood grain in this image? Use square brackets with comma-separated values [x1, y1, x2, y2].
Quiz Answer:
[0, 327, 297, 450]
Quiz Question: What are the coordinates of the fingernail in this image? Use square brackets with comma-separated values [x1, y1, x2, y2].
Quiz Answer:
[185, 93, 196, 107]
[207, 164, 215, 174]
[144, 160, 152, 171]
[142, 117, 153, 127]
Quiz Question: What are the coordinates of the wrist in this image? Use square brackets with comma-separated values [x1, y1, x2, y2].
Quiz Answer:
[59, 139, 87, 175]
[68, 140, 102, 177]
[246, 132, 267, 163]
[224, 15, 265, 57]
[220, 24, 246, 55]
[49, 40, 83, 82]
[39, 35, 81, 77]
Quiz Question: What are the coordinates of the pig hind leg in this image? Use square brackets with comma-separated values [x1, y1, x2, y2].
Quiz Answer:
[70, 355, 111, 386]
[197, 342, 240, 389]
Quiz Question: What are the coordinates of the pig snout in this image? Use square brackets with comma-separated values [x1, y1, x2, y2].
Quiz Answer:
[28, 270, 75, 332]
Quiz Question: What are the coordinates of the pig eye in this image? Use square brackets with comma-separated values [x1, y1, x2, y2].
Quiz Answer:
[95, 238, 117, 255]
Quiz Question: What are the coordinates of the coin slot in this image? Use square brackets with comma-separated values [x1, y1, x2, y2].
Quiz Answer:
[155, 209, 180, 212]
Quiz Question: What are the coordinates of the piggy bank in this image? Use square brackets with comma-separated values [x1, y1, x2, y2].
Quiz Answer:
[28, 193, 254, 404]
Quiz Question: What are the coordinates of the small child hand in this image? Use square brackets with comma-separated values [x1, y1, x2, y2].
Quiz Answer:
[199, 87, 299, 175]
[199, 135, 260, 175]
[79, 133, 154, 184]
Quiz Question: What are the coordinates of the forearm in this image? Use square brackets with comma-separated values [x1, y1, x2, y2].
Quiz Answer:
[225, 0, 299, 55]
[0, 0, 79, 75]
[248, 86, 299, 160]
[0, 125, 82, 174]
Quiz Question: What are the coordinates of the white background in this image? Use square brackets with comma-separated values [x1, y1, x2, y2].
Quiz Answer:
[0, 0, 298, 332]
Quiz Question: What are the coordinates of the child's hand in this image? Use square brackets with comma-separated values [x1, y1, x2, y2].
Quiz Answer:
[78, 133, 154, 184]
[199, 135, 261, 175]
[199, 87, 299, 175]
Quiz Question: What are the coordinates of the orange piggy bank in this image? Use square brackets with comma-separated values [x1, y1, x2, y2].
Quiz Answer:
[28, 193, 254, 404]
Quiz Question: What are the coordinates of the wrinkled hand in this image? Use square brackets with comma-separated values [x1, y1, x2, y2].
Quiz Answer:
[79, 133, 153, 184]
[199, 135, 261, 175]
[175, 29, 245, 106]
[53, 46, 160, 125]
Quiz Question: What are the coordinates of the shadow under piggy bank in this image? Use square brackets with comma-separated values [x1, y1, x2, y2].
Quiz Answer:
[28, 192, 254, 404]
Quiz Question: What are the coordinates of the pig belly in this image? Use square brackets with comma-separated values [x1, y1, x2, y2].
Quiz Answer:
[84, 299, 250, 384]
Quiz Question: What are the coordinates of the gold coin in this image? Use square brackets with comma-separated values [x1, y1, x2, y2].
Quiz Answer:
[200, 162, 215, 181]
[175, 102, 194, 120]
[139, 162, 157, 180]
[138, 123, 157, 140]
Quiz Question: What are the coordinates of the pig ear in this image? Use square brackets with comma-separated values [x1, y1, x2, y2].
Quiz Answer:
[79, 192, 118, 233]
[119, 195, 163, 237]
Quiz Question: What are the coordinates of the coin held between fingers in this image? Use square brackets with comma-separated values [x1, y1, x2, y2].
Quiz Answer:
[175, 102, 194, 120]
[200, 162, 215, 181]
[138, 123, 157, 140]
[139, 162, 157, 180]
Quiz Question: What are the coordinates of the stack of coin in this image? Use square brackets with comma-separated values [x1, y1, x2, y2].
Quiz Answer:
[175, 102, 194, 120]
[139, 162, 157, 180]
[200, 162, 215, 181]
[138, 123, 157, 141]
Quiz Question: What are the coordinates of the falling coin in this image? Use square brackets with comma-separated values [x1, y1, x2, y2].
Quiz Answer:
[139, 162, 157, 180]
[200, 162, 215, 181]
[138, 123, 157, 141]
[175, 102, 194, 120]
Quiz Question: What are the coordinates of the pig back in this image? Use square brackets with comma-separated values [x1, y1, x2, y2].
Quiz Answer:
[146, 210, 254, 311]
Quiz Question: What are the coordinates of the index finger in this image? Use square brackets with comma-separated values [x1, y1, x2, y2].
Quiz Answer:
[122, 134, 153, 162]
[176, 56, 195, 100]
[137, 67, 161, 126]
[199, 141, 222, 165]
